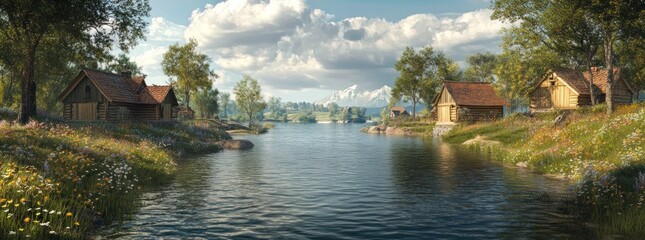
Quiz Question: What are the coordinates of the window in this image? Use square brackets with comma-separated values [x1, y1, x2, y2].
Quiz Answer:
[84, 85, 91, 100]
[550, 81, 556, 86]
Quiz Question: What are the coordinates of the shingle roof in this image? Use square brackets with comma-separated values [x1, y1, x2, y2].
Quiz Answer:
[442, 81, 509, 106]
[554, 68, 632, 95]
[60, 69, 174, 105]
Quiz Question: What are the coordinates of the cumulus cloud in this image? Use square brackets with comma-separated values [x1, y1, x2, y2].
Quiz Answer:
[148, 17, 187, 41]
[179, 0, 508, 96]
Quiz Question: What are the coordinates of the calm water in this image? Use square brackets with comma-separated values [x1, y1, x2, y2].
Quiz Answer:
[100, 123, 591, 239]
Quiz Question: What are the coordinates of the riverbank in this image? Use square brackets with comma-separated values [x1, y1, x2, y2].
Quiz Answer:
[361, 118, 435, 137]
[0, 108, 229, 239]
[442, 103, 645, 238]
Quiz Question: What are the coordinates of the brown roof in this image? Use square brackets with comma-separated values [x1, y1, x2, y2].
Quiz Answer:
[442, 81, 510, 106]
[553, 68, 634, 95]
[59, 69, 176, 105]
[390, 106, 407, 112]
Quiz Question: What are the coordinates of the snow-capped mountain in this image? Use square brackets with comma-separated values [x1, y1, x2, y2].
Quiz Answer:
[316, 85, 391, 107]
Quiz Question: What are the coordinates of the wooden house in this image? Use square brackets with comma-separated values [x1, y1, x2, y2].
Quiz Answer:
[389, 106, 409, 119]
[58, 69, 179, 122]
[529, 68, 636, 111]
[432, 81, 509, 124]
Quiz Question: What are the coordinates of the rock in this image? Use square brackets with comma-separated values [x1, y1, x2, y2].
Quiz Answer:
[516, 161, 528, 168]
[217, 139, 255, 150]
[368, 126, 382, 134]
[385, 126, 406, 136]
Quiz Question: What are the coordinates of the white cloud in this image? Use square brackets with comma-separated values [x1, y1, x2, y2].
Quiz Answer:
[182, 0, 509, 96]
[148, 17, 187, 41]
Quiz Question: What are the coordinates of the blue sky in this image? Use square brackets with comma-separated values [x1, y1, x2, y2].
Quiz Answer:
[130, 0, 504, 102]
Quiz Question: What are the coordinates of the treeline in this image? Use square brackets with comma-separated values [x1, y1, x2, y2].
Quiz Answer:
[390, 0, 644, 116]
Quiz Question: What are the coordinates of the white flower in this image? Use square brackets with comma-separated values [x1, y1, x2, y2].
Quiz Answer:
[9, 231, 16, 235]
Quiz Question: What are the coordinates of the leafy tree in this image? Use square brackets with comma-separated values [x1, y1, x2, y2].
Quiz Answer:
[218, 92, 232, 119]
[193, 88, 219, 119]
[0, 0, 150, 123]
[267, 97, 287, 121]
[297, 111, 316, 123]
[391, 46, 461, 117]
[106, 54, 142, 76]
[464, 52, 498, 82]
[492, 0, 644, 113]
[234, 75, 266, 127]
[328, 102, 340, 121]
[162, 39, 217, 110]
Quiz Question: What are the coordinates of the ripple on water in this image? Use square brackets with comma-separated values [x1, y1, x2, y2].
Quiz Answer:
[99, 123, 592, 239]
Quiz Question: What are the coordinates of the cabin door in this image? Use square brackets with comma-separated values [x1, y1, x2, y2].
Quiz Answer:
[438, 105, 451, 122]
[73, 103, 97, 121]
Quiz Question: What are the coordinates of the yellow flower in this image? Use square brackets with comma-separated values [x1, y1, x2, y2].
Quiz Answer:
[7, 200, 13, 204]
[18, 228, 24, 232]
[66, 212, 73, 217]
[74, 222, 80, 226]
[19, 198, 25, 203]
[24, 217, 30, 223]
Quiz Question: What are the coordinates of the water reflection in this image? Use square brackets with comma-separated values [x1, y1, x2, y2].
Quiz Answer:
[100, 123, 590, 239]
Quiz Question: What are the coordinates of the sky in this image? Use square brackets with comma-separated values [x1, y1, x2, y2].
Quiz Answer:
[126, 0, 507, 102]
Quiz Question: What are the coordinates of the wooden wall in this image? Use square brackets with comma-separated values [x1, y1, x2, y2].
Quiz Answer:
[457, 106, 504, 122]
[61, 77, 105, 104]
[436, 88, 456, 123]
[612, 79, 634, 104]
[530, 78, 584, 111]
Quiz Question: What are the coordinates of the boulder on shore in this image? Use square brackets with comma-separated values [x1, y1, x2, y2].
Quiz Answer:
[217, 139, 255, 150]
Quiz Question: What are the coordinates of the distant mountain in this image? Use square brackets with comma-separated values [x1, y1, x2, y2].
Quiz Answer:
[316, 85, 391, 108]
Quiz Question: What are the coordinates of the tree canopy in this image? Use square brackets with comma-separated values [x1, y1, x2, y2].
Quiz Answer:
[0, 0, 150, 123]
[162, 39, 217, 109]
[234, 75, 266, 127]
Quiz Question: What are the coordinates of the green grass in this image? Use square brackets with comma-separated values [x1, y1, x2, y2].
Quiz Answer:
[0, 109, 227, 239]
[441, 103, 645, 238]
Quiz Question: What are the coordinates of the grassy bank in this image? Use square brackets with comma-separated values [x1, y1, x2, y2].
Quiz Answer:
[443, 103, 645, 238]
[0, 108, 229, 239]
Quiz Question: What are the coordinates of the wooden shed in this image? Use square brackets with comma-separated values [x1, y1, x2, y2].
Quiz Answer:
[389, 106, 409, 119]
[432, 81, 509, 124]
[58, 69, 179, 122]
[529, 68, 636, 112]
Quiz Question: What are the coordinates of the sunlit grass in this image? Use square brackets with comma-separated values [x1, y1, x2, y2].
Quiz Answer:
[442, 103, 645, 237]
[0, 109, 227, 239]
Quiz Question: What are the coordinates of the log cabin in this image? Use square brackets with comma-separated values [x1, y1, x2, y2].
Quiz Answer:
[389, 106, 409, 119]
[529, 67, 636, 112]
[58, 69, 179, 122]
[432, 81, 509, 124]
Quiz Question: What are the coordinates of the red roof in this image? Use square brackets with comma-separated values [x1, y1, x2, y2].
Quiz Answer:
[441, 81, 509, 106]
[59, 69, 177, 106]
[553, 68, 634, 95]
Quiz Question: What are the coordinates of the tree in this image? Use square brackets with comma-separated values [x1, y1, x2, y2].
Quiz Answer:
[391, 46, 461, 117]
[219, 92, 232, 119]
[0, 0, 150, 124]
[491, 0, 644, 114]
[106, 54, 142, 75]
[328, 102, 340, 121]
[162, 39, 217, 110]
[464, 52, 498, 82]
[234, 75, 266, 127]
[194, 88, 219, 119]
[267, 97, 287, 121]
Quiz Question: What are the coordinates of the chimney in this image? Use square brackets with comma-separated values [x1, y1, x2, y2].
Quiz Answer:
[120, 71, 132, 79]
[591, 66, 599, 72]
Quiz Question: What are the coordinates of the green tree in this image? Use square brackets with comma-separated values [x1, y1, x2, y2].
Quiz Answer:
[492, 0, 643, 113]
[234, 75, 266, 127]
[267, 97, 287, 121]
[464, 52, 498, 82]
[391, 46, 461, 117]
[162, 39, 217, 110]
[328, 102, 340, 121]
[0, 0, 150, 123]
[106, 54, 142, 76]
[218, 92, 232, 119]
[193, 88, 219, 119]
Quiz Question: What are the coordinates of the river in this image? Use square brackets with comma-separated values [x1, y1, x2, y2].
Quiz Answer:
[100, 123, 591, 239]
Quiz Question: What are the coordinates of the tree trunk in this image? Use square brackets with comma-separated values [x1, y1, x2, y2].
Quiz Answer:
[604, 38, 614, 115]
[587, 52, 596, 105]
[185, 90, 190, 109]
[18, 47, 38, 124]
[1, 72, 14, 107]
[412, 99, 417, 118]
